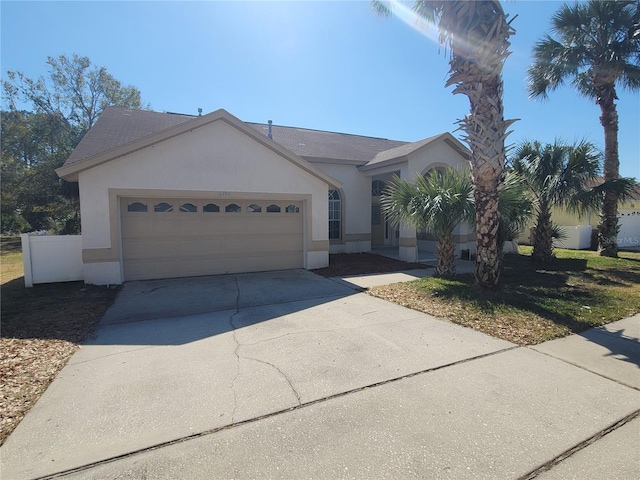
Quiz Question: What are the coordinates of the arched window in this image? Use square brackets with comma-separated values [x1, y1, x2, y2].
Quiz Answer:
[371, 180, 386, 196]
[127, 202, 147, 212]
[225, 203, 241, 213]
[285, 205, 299, 213]
[203, 203, 220, 213]
[247, 204, 261, 213]
[424, 167, 447, 182]
[180, 203, 197, 212]
[267, 204, 281, 213]
[329, 190, 341, 240]
[154, 202, 173, 212]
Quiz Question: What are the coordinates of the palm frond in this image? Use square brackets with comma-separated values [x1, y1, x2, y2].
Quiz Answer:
[370, 0, 392, 17]
[568, 177, 639, 216]
[550, 223, 567, 241]
[528, 0, 640, 101]
[381, 167, 474, 236]
[498, 171, 533, 244]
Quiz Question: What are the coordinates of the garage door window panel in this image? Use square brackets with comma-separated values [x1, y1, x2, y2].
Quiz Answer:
[127, 202, 148, 212]
[247, 204, 262, 213]
[286, 205, 299, 213]
[154, 202, 174, 213]
[203, 203, 220, 213]
[225, 203, 241, 213]
[267, 204, 281, 213]
[180, 203, 197, 213]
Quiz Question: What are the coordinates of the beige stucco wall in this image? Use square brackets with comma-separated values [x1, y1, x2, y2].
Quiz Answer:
[312, 162, 372, 253]
[407, 141, 468, 177]
[78, 120, 329, 284]
[349, 138, 474, 262]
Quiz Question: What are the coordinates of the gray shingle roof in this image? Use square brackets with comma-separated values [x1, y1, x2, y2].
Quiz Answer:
[65, 107, 195, 165]
[63, 107, 455, 169]
[245, 123, 407, 164]
[367, 133, 445, 166]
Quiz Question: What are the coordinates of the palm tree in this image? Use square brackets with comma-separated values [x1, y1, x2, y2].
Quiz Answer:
[498, 170, 534, 253]
[372, 1, 516, 289]
[381, 168, 475, 278]
[382, 167, 532, 277]
[527, 0, 640, 257]
[511, 140, 604, 262]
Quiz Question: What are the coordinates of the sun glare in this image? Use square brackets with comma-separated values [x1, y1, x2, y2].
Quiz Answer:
[387, 0, 440, 45]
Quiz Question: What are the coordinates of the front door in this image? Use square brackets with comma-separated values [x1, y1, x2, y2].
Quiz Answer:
[371, 202, 385, 247]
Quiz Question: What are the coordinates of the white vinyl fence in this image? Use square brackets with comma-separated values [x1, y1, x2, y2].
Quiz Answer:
[618, 209, 640, 248]
[21, 234, 83, 287]
[553, 225, 593, 250]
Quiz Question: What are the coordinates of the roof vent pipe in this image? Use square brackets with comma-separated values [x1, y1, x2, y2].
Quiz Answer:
[198, 108, 202, 116]
[268, 120, 273, 139]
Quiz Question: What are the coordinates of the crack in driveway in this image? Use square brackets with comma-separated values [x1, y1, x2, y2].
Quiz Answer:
[226, 277, 303, 411]
[240, 356, 302, 405]
[237, 315, 429, 347]
[229, 277, 242, 423]
[68, 346, 157, 366]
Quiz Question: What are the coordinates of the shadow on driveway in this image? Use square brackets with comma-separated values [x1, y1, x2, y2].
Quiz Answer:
[89, 269, 356, 346]
[580, 326, 640, 368]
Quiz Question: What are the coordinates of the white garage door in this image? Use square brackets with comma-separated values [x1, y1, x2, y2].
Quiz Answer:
[121, 197, 304, 281]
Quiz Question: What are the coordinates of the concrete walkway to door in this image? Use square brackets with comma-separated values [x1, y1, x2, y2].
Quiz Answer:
[1, 270, 638, 479]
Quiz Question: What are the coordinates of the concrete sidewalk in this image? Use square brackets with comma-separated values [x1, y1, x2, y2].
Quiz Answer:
[330, 258, 475, 290]
[1, 271, 638, 479]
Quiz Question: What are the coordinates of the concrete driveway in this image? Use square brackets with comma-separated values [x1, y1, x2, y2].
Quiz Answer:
[2, 270, 639, 479]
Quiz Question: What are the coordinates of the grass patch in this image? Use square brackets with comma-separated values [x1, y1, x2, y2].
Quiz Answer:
[1, 236, 24, 284]
[369, 247, 640, 346]
[0, 236, 118, 445]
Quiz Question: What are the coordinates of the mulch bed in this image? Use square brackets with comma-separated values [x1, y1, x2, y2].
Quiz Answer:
[312, 252, 431, 277]
[0, 280, 118, 445]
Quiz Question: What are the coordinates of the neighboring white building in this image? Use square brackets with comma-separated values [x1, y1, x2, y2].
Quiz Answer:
[57, 107, 472, 285]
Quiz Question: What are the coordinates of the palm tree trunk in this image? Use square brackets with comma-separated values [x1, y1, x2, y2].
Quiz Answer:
[532, 208, 554, 262]
[474, 186, 502, 285]
[452, 66, 508, 289]
[596, 84, 620, 257]
[435, 231, 456, 278]
[443, 2, 514, 290]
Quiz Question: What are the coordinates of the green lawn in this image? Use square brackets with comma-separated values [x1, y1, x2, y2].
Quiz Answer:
[0, 236, 24, 284]
[369, 246, 640, 345]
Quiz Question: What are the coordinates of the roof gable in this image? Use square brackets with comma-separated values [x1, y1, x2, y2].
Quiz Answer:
[62, 106, 410, 167]
[64, 107, 195, 166]
[360, 132, 470, 171]
[56, 108, 340, 188]
[58, 107, 469, 183]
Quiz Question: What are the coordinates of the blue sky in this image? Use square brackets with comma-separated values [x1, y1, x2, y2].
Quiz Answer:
[1, 0, 638, 179]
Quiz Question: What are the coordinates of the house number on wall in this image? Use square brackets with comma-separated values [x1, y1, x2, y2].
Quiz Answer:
[219, 192, 231, 197]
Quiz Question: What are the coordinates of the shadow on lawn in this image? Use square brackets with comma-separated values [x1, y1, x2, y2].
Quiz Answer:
[429, 254, 629, 335]
[505, 254, 589, 275]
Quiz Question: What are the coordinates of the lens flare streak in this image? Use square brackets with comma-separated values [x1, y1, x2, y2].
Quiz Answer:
[386, 0, 440, 44]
